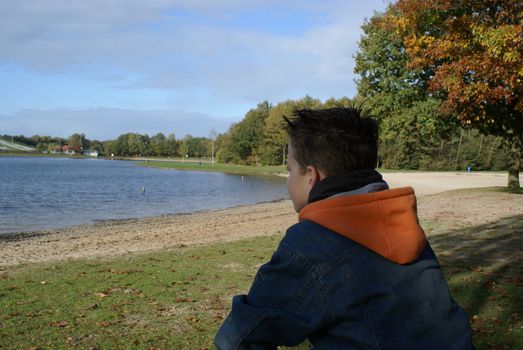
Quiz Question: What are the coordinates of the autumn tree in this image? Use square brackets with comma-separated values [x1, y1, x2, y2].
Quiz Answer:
[390, 0, 523, 189]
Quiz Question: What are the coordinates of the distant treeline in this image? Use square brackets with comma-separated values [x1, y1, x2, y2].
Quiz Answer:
[4, 133, 209, 158]
[2, 94, 508, 171]
[214, 96, 508, 171]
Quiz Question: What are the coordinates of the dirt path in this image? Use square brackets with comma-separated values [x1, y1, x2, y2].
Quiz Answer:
[1, 172, 521, 266]
[383, 171, 514, 196]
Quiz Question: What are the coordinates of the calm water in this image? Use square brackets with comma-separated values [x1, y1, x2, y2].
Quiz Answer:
[0, 157, 288, 235]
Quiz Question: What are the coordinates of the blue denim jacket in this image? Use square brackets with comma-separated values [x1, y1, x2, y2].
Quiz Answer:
[215, 188, 474, 349]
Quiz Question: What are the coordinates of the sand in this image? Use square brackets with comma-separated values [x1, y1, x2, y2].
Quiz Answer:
[1, 171, 521, 266]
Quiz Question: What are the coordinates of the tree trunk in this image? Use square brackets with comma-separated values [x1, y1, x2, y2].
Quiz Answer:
[477, 134, 483, 158]
[486, 137, 498, 167]
[507, 136, 521, 190]
[438, 139, 444, 161]
[454, 130, 464, 170]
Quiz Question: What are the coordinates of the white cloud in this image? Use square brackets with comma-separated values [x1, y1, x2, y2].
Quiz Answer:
[0, 0, 390, 124]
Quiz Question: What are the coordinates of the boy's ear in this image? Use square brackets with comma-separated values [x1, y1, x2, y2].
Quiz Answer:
[305, 165, 324, 187]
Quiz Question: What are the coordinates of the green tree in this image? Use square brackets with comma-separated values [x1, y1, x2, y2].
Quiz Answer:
[216, 129, 235, 163]
[226, 101, 272, 165]
[127, 133, 145, 156]
[209, 128, 218, 164]
[89, 140, 105, 155]
[68, 133, 85, 151]
[354, 10, 456, 169]
[150, 133, 167, 156]
[260, 101, 294, 165]
[103, 140, 117, 156]
[259, 96, 323, 165]
[323, 96, 354, 108]
[185, 136, 210, 157]
[165, 133, 178, 157]
[177, 136, 189, 158]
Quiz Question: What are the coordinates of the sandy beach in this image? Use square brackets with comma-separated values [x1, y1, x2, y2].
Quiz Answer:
[1, 171, 521, 266]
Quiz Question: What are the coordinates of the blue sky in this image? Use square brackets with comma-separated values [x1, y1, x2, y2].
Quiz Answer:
[0, 0, 389, 140]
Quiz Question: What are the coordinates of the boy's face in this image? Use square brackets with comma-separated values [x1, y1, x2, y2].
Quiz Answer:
[287, 143, 315, 213]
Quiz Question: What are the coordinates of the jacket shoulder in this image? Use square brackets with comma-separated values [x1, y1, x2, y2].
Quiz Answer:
[281, 220, 363, 266]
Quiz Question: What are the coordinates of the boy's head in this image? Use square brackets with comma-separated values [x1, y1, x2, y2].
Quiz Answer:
[284, 107, 378, 212]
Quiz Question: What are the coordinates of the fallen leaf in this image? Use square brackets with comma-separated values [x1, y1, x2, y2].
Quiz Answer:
[50, 320, 68, 327]
[186, 316, 200, 323]
[102, 269, 141, 275]
[86, 303, 99, 310]
[483, 281, 496, 290]
[110, 301, 132, 310]
[96, 321, 111, 327]
[122, 288, 141, 294]
[175, 297, 195, 303]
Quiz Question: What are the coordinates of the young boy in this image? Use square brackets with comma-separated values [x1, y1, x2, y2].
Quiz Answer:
[215, 108, 474, 349]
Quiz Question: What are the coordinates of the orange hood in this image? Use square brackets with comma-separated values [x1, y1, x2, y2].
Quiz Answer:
[298, 187, 426, 264]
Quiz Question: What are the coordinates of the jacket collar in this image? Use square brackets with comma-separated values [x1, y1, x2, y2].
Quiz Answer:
[308, 169, 385, 203]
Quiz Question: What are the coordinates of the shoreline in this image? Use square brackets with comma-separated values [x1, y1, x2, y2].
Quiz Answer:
[0, 196, 290, 240]
[0, 199, 297, 266]
[2, 170, 522, 266]
[2, 187, 522, 267]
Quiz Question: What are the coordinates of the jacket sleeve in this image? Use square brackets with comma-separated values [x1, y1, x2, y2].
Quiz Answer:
[214, 246, 326, 350]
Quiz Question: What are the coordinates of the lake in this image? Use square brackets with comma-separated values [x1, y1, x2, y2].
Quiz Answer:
[0, 156, 288, 235]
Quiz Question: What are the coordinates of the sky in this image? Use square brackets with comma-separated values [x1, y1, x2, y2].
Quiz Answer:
[0, 0, 390, 140]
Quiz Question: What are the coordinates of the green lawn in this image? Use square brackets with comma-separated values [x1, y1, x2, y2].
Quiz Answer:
[0, 235, 286, 350]
[1, 210, 521, 349]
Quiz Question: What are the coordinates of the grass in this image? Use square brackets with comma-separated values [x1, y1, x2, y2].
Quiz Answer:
[425, 214, 523, 350]
[0, 235, 288, 349]
[136, 160, 287, 176]
[1, 210, 522, 349]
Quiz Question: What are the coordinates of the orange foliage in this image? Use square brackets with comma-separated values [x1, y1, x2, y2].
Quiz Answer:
[390, 0, 523, 125]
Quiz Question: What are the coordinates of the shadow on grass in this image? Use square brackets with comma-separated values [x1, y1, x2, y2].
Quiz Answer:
[427, 214, 523, 350]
